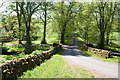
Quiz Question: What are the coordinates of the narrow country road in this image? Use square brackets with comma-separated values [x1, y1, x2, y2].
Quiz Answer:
[62, 32, 119, 78]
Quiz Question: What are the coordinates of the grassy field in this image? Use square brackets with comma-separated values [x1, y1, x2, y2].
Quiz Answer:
[0, 46, 53, 64]
[19, 51, 94, 78]
[1, 38, 59, 45]
[1, 31, 71, 45]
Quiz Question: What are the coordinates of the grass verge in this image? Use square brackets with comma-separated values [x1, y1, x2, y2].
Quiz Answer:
[79, 46, 120, 63]
[77, 36, 120, 63]
[19, 50, 94, 78]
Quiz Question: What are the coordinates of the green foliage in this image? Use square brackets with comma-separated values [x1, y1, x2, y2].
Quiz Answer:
[19, 54, 94, 78]
[30, 18, 42, 41]
[1, 35, 13, 42]
[79, 46, 120, 63]
[3, 46, 25, 54]
[0, 60, 6, 63]
[77, 36, 86, 44]
[53, 2, 81, 44]
[1, 2, 119, 58]
[0, 46, 52, 63]
[77, 35, 120, 63]
[3, 52, 26, 61]
[4, 55, 16, 60]
[2, 47, 10, 53]
[0, 15, 26, 42]
[109, 42, 120, 48]
[82, 51, 92, 56]
[75, 2, 118, 48]
[31, 50, 43, 55]
[105, 46, 120, 53]
[110, 32, 120, 41]
[91, 55, 120, 63]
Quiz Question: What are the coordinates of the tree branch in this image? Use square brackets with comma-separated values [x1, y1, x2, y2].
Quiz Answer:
[31, 3, 42, 15]
[93, 13, 100, 29]
[40, 16, 44, 23]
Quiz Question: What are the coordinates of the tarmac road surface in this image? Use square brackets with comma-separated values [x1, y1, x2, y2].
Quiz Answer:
[62, 32, 119, 78]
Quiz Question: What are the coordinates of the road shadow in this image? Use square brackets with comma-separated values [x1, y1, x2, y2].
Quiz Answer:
[62, 45, 86, 56]
[62, 32, 87, 57]
[62, 32, 88, 57]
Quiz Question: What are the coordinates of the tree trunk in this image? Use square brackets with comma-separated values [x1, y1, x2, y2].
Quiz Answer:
[99, 30, 105, 49]
[41, 20, 47, 44]
[60, 24, 66, 44]
[106, 3, 116, 45]
[16, 2, 22, 44]
[85, 26, 88, 43]
[99, 2, 105, 49]
[41, 4, 47, 44]
[25, 17, 32, 53]
[25, 27, 31, 53]
[60, 32, 65, 44]
[18, 17, 22, 44]
[106, 32, 109, 45]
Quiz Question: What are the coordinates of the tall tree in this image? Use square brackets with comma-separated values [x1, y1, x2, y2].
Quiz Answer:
[54, 2, 80, 44]
[36, 2, 53, 44]
[76, 3, 93, 43]
[93, 2, 117, 49]
[17, 2, 41, 53]
[105, 2, 117, 45]
[16, 2, 22, 44]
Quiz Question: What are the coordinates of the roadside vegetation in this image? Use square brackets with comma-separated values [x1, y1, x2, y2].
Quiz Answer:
[0, 46, 53, 64]
[19, 50, 94, 78]
[77, 36, 120, 63]
[81, 49, 120, 63]
[0, 1, 119, 78]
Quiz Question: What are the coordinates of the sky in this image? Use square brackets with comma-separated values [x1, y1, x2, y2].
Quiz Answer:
[0, 0, 119, 18]
[0, 0, 119, 13]
[0, 1, 12, 15]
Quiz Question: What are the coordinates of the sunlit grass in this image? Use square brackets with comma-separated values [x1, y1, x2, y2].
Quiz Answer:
[2, 32, 72, 45]
[32, 41, 41, 44]
[79, 47, 120, 63]
[4, 41, 26, 44]
[92, 55, 120, 63]
[77, 34, 120, 63]
[0, 46, 53, 64]
[3, 37, 59, 45]
[47, 36, 60, 44]
[19, 52, 94, 78]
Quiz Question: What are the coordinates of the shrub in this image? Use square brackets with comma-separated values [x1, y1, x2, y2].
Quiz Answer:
[31, 50, 43, 55]
[2, 47, 10, 55]
[83, 51, 92, 56]
[1, 35, 13, 42]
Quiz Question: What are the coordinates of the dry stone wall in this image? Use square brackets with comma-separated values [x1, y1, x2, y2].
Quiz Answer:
[88, 47, 111, 58]
[0, 45, 62, 80]
[78, 43, 111, 58]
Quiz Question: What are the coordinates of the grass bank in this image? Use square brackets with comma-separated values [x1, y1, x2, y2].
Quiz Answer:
[81, 48, 120, 63]
[77, 36, 120, 63]
[0, 46, 53, 64]
[19, 50, 94, 78]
